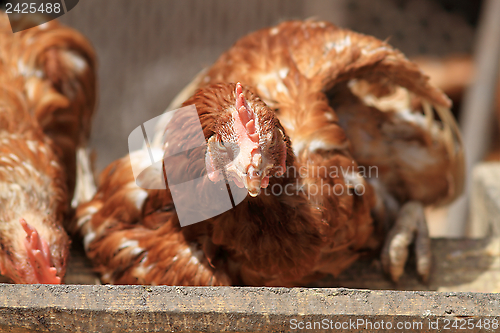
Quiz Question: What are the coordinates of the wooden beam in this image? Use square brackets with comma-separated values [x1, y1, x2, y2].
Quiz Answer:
[1, 285, 500, 333]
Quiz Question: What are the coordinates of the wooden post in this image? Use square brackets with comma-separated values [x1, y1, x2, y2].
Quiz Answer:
[446, 0, 500, 237]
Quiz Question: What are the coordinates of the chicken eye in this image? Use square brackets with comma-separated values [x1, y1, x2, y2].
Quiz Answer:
[267, 128, 284, 150]
[217, 138, 227, 151]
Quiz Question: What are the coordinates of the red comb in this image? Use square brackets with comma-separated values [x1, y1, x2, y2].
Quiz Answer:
[19, 218, 61, 284]
[235, 83, 258, 142]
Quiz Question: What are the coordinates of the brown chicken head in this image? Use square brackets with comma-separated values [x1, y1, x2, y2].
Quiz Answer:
[205, 83, 288, 197]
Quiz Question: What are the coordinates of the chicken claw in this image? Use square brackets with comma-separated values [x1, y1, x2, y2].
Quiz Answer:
[381, 201, 431, 283]
[20, 218, 61, 284]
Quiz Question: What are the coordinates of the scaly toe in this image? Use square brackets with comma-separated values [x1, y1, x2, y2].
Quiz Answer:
[381, 201, 431, 283]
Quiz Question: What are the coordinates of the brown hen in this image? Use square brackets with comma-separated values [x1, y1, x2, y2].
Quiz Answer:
[0, 13, 96, 283]
[75, 20, 463, 286]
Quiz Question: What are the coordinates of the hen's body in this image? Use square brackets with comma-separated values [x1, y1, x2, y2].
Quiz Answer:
[0, 65, 69, 283]
[0, 13, 96, 283]
[0, 14, 96, 199]
[76, 21, 463, 286]
[197, 21, 462, 207]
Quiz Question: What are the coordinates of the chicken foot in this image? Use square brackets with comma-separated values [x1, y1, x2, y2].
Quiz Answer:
[20, 218, 61, 284]
[380, 201, 431, 283]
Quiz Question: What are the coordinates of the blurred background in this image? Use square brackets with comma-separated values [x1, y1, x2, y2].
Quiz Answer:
[58, 0, 499, 237]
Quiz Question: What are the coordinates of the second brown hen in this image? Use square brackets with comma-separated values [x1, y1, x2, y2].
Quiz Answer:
[75, 20, 463, 286]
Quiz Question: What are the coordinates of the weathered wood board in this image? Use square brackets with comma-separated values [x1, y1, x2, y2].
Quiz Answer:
[1, 285, 500, 333]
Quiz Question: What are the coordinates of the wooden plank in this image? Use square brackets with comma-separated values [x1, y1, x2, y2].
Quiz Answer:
[0, 285, 500, 333]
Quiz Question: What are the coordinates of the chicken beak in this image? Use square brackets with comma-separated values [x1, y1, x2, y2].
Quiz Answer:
[243, 165, 269, 197]
[245, 176, 262, 197]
